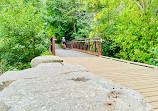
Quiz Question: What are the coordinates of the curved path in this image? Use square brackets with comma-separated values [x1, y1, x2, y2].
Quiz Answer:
[55, 45, 158, 110]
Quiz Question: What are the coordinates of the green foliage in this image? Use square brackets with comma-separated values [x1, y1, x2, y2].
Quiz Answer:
[149, 48, 158, 66]
[40, 51, 52, 56]
[17, 62, 32, 70]
[86, 0, 158, 65]
[46, 0, 94, 41]
[0, 0, 157, 74]
[0, 0, 50, 74]
[45, 0, 158, 66]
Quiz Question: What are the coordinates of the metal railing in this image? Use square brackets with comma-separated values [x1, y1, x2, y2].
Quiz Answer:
[66, 37, 103, 56]
[49, 35, 55, 55]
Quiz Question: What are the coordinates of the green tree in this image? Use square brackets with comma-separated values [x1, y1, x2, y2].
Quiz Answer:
[0, 0, 48, 73]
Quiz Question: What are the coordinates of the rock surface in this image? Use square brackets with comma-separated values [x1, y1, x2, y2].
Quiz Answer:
[31, 55, 63, 68]
[0, 62, 152, 111]
[0, 102, 10, 111]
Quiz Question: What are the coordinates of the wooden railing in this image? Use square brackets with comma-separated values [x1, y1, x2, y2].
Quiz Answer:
[66, 37, 103, 56]
[49, 35, 55, 55]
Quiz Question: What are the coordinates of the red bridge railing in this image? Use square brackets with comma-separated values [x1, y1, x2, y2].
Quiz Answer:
[66, 37, 103, 56]
[49, 35, 55, 55]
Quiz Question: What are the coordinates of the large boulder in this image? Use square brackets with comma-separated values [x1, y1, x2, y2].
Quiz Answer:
[0, 63, 152, 111]
[0, 102, 10, 111]
[31, 55, 63, 68]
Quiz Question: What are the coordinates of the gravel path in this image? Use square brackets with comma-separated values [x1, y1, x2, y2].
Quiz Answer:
[0, 63, 152, 111]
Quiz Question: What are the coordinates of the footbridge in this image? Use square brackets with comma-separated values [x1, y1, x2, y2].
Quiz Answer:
[49, 36, 158, 110]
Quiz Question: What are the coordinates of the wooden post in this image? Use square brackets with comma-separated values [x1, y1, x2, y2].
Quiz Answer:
[71, 41, 73, 49]
[88, 40, 90, 51]
[52, 35, 55, 55]
[49, 37, 53, 53]
[96, 41, 100, 56]
[84, 40, 86, 51]
[77, 41, 79, 49]
[99, 42, 102, 56]
[99, 37, 103, 56]
[95, 39, 96, 52]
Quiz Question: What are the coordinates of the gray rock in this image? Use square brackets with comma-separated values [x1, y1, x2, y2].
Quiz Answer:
[0, 63, 152, 111]
[0, 102, 10, 111]
[0, 80, 15, 91]
[31, 55, 63, 68]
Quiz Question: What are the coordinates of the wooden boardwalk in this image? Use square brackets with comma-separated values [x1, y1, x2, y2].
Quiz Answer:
[61, 57, 158, 110]
[55, 47, 158, 110]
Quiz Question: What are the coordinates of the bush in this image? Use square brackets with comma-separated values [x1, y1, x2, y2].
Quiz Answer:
[0, 0, 49, 73]
[149, 48, 158, 66]
[40, 51, 52, 56]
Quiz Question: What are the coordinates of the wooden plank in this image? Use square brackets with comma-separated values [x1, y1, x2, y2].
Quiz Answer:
[122, 82, 158, 86]
[101, 73, 158, 77]
[104, 74, 158, 78]
[107, 77, 158, 81]
[108, 78, 158, 83]
[141, 92, 158, 97]
[132, 84, 158, 90]
[146, 96, 158, 103]
[115, 80, 158, 85]
[136, 87, 158, 93]
[150, 101, 158, 110]
[98, 73, 158, 78]
[103, 75, 158, 79]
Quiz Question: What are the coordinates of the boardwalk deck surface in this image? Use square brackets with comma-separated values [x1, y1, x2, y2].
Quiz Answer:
[56, 47, 158, 110]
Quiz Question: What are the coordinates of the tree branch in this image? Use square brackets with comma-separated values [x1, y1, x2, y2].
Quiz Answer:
[133, 0, 143, 10]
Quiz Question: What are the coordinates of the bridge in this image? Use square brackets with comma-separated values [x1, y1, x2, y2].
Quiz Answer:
[50, 36, 158, 110]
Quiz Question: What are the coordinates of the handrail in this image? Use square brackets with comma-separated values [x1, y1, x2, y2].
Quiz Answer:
[66, 37, 103, 56]
[73, 37, 102, 40]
